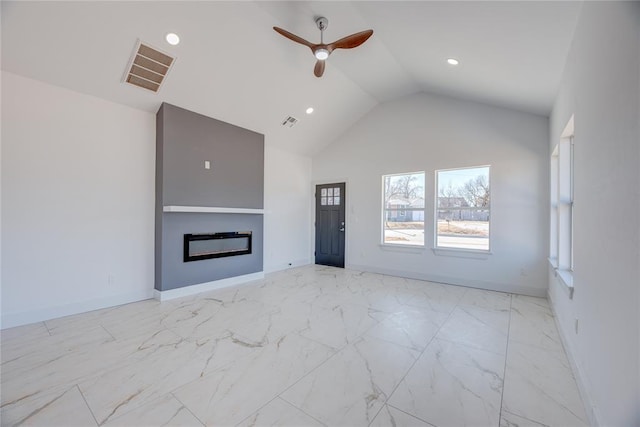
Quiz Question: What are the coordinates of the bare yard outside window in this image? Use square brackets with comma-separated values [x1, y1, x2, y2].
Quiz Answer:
[383, 172, 425, 246]
[436, 166, 490, 251]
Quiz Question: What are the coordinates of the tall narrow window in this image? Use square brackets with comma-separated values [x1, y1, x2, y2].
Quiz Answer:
[382, 172, 425, 246]
[550, 151, 559, 262]
[436, 166, 490, 251]
[552, 116, 574, 280]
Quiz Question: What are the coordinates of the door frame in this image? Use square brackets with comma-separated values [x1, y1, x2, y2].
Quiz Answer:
[311, 178, 349, 268]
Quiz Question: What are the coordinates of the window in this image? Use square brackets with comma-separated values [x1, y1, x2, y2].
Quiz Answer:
[320, 187, 341, 206]
[551, 116, 574, 285]
[435, 166, 490, 251]
[382, 172, 425, 246]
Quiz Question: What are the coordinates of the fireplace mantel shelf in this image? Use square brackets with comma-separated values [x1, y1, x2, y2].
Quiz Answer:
[163, 206, 264, 214]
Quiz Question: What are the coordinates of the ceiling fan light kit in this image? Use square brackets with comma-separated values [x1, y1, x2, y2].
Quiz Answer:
[274, 16, 373, 78]
[314, 48, 329, 60]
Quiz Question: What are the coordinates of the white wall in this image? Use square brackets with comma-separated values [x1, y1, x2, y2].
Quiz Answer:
[264, 145, 311, 272]
[1, 72, 156, 328]
[312, 92, 549, 296]
[1, 72, 313, 328]
[548, 2, 640, 426]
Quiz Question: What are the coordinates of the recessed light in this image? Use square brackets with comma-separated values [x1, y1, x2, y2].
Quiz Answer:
[165, 33, 180, 46]
[447, 58, 459, 66]
[306, 107, 314, 114]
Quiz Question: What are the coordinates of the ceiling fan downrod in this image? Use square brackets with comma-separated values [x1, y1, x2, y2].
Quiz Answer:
[316, 16, 328, 44]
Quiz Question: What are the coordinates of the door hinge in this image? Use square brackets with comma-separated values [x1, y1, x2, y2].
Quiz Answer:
[314, 251, 316, 256]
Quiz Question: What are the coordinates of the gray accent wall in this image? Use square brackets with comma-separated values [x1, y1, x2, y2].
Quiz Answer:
[155, 103, 264, 292]
[161, 213, 263, 291]
[158, 103, 264, 208]
[155, 106, 165, 291]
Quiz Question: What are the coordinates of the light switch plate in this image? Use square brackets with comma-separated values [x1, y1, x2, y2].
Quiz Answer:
[205, 160, 211, 170]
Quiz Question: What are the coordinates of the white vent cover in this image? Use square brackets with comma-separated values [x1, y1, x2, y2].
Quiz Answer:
[124, 40, 175, 93]
[282, 116, 299, 128]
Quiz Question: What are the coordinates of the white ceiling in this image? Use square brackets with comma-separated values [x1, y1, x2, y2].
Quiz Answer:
[1, 1, 581, 156]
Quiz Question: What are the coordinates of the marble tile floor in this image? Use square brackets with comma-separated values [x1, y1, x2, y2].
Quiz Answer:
[0, 265, 588, 426]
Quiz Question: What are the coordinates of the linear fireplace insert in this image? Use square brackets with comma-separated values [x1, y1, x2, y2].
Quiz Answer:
[183, 231, 252, 262]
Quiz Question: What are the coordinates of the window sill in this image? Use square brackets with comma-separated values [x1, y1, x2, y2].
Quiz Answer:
[555, 268, 574, 299]
[379, 243, 426, 253]
[549, 258, 574, 299]
[432, 247, 491, 259]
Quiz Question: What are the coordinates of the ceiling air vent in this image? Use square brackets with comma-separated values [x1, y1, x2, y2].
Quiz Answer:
[282, 116, 299, 128]
[124, 41, 175, 93]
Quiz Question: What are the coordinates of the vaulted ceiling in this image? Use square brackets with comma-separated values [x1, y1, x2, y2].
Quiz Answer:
[1, 1, 581, 155]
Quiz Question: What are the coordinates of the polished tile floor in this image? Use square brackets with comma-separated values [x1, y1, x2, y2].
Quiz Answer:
[1, 265, 588, 426]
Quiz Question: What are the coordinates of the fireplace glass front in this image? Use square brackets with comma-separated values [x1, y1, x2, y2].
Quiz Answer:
[184, 231, 252, 262]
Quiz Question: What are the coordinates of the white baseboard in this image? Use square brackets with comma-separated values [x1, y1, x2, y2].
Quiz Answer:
[548, 289, 600, 427]
[346, 263, 547, 297]
[264, 258, 310, 274]
[1, 289, 154, 330]
[153, 271, 265, 301]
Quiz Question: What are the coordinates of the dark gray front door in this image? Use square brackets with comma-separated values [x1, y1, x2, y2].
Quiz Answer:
[315, 183, 346, 268]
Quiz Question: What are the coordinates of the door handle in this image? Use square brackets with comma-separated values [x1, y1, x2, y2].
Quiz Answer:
[339, 227, 345, 232]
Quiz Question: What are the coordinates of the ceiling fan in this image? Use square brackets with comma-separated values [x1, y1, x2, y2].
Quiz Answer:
[274, 17, 373, 78]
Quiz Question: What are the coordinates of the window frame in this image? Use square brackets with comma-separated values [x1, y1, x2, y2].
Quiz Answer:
[381, 171, 426, 247]
[550, 115, 575, 297]
[434, 165, 491, 253]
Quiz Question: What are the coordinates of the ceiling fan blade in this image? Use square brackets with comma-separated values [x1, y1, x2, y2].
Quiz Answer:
[273, 27, 315, 49]
[328, 30, 374, 51]
[314, 60, 325, 78]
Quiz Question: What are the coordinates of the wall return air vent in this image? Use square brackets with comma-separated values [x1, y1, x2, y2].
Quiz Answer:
[124, 41, 175, 93]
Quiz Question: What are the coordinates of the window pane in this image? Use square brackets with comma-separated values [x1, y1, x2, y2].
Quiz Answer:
[327, 197, 334, 205]
[321, 188, 327, 196]
[550, 152, 559, 262]
[558, 140, 573, 270]
[334, 196, 340, 205]
[436, 167, 490, 251]
[384, 173, 424, 209]
[328, 188, 333, 196]
[382, 172, 425, 246]
[321, 197, 327, 205]
[334, 188, 340, 196]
